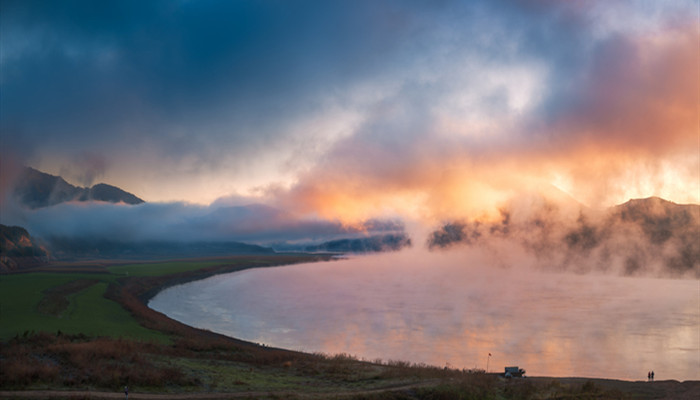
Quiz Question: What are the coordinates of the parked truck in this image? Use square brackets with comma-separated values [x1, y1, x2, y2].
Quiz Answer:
[504, 366, 526, 378]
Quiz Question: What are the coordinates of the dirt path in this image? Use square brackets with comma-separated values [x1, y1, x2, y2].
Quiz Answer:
[0, 390, 285, 399]
[4, 380, 700, 399]
[0, 382, 434, 399]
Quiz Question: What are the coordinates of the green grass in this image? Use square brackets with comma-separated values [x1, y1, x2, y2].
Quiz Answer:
[0, 258, 244, 341]
[0, 272, 167, 342]
[0, 273, 92, 338]
[108, 260, 230, 277]
[107, 257, 286, 277]
[65, 282, 166, 341]
[0, 257, 304, 342]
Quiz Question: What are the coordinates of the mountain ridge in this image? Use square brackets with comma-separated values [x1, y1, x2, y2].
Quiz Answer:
[302, 233, 412, 253]
[13, 167, 144, 209]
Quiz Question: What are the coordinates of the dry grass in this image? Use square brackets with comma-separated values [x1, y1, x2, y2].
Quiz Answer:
[0, 333, 198, 389]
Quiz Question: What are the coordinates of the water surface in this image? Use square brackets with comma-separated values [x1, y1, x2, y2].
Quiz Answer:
[149, 249, 699, 381]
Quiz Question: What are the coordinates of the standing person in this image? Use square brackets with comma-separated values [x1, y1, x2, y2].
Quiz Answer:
[648, 371, 651, 381]
[124, 385, 128, 399]
[651, 371, 654, 381]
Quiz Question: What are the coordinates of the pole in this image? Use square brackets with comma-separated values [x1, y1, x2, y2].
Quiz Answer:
[486, 353, 491, 373]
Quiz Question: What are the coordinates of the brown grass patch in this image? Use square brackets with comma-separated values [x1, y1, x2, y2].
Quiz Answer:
[36, 279, 99, 317]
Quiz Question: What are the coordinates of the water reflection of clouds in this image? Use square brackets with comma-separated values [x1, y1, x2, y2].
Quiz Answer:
[150, 249, 699, 380]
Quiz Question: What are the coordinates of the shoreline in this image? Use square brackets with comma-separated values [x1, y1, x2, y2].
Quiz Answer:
[2, 253, 699, 399]
[110, 253, 336, 350]
[135, 254, 698, 383]
[137, 254, 336, 304]
[137, 255, 699, 384]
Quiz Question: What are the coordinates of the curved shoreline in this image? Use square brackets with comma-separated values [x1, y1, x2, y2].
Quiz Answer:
[135, 254, 700, 383]
[110, 253, 336, 349]
[121, 254, 700, 385]
[131, 254, 331, 302]
[139, 254, 336, 304]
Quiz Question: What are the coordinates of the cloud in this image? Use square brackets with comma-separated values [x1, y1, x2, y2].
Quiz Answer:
[59, 152, 109, 187]
[0, 154, 26, 210]
[1, 1, 697, 279]
[1, 196, 407, 250]
[270, 5, 699, 224]
[0, 0, 437, 203]
[426, 196, 700, 278]
[1, 0, 697, 218]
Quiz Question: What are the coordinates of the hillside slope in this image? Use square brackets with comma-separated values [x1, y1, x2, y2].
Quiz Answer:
[0, 224, 50, 271]
[13, 167, 144, 208]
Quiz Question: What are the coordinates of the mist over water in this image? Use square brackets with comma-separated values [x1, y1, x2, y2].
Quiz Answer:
[150, 248, 699, 381]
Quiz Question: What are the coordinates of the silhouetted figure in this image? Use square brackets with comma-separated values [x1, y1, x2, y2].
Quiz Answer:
[648, 371, 651, 381]
[651, 371, 654, 381]
[124, 386, 128, 399]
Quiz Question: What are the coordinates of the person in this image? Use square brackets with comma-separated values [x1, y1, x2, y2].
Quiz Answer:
[124, 385, 128, 399]
[651, 371, 654, 381]
[648, 371, 651, 381]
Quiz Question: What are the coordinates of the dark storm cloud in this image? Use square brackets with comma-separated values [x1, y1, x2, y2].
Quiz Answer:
[0, 0, 596, 169]
[0, 0, 426, 157]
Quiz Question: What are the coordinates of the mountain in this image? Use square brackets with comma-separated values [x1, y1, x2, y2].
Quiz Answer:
[81, 183, 144, 205]
[612, 197, 695, 245]
[428, 197, 700, 278]
[0, 224, 50, 271]
[13, 167, 144, 208]
[609, 197, 699, 275]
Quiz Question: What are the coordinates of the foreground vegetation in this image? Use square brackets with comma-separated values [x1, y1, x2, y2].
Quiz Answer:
[1, 255, 697, 399]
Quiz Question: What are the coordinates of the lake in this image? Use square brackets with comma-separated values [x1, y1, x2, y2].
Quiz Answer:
[149, 248, 699, 381]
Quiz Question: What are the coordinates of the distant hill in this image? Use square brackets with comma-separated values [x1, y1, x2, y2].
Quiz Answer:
[612, 197, 695, 245]
[609, 197, 699, 275]
[46, 237, 274, 260]
[0, 224, 50, 271]
[428, 197, 700, 277]
[13, 167, 144, 208]
[303, 233, 412, 253]
[0, 222, 275, 264]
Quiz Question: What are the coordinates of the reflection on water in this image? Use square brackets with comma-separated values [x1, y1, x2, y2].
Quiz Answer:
[149, 248, 699, 381]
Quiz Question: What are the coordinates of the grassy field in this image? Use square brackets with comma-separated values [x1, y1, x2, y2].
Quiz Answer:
[0, 256, 301, 341]
[1, 254, 698, 399]
[108, 259, 241, 277]
[1, 269, 163, 342]
[0, 272, 165, 341]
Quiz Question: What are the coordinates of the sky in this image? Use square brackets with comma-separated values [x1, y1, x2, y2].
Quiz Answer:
[1, 0, 699, 231]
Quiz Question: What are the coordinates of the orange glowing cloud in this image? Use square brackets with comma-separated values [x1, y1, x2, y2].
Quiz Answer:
[270, 21, 699, 225]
